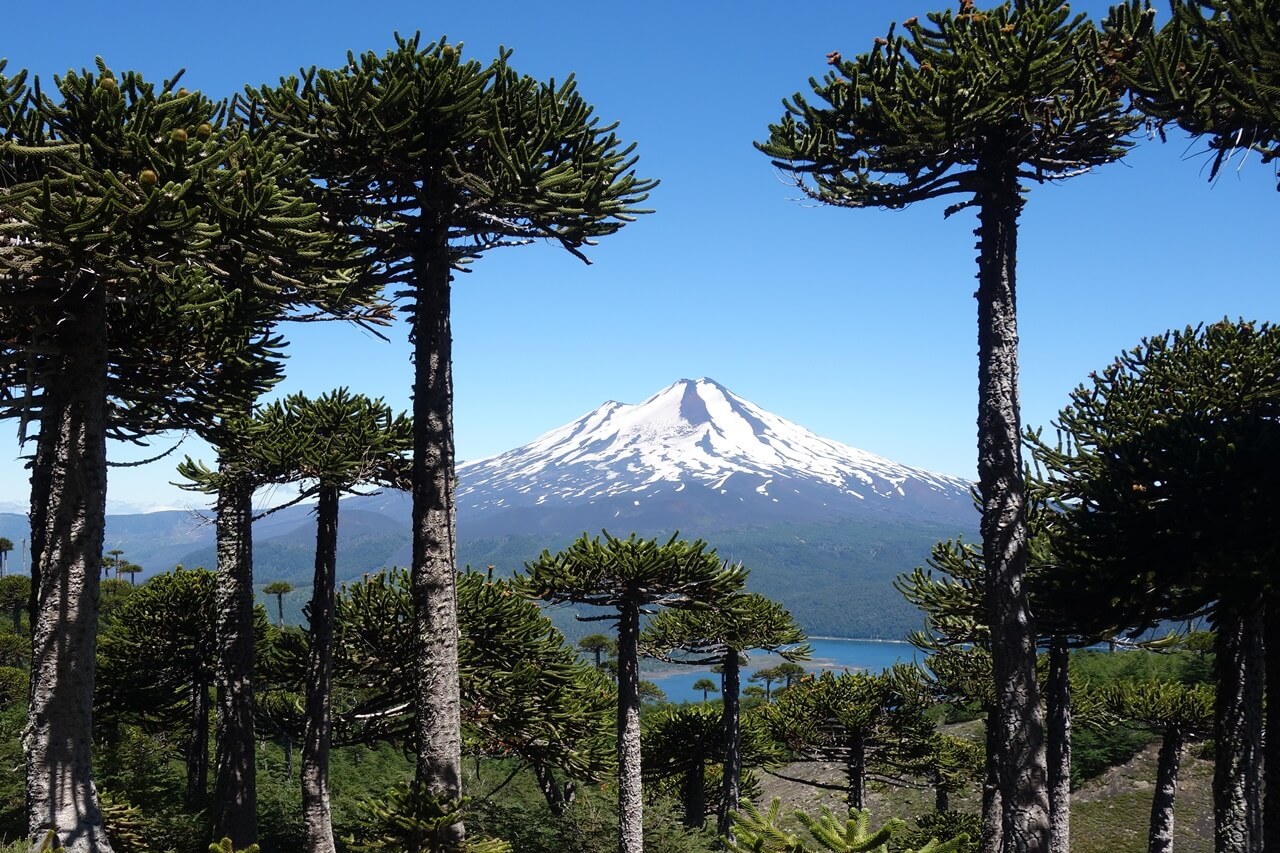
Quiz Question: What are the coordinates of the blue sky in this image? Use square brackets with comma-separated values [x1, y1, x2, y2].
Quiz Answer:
[2, 0, 1277, 513]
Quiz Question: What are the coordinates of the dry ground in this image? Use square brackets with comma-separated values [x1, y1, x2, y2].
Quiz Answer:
[753, 729, 1214, 852]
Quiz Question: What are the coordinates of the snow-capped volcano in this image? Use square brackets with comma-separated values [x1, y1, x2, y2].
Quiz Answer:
[456, 379, 974, 538]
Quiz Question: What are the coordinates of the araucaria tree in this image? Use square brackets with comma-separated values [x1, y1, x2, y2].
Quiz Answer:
[525, 532, 746, 853]
[170, 126, 387, 848]
[253, 37, 656, 844]
[640, 591, 809, 838]
[0, 63, 299, 852]
[1108, 0, 1279, 181]
[758, 4, 1137, 850]
[255, 390, 411, 853]
[1095, 679, 1214, 853]
[1031, 320, 1280, 853]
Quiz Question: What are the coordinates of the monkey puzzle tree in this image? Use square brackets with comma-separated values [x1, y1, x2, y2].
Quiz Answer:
[263, 581, 294, 628]
[251, 40, 656, 843]
[579, 633, 617, 670]
[898, 503, 1101, 853]
[525, 532, 746, 853]
[328, 567, 616, 819]
[641, 702, 781, 829]
[169, 116, 389, 847]
[1108, 0, 1279, 183]
[641, 591, 809, 838]
[95, 567, 229, 807]
[0, 574, 29, 635]
[762, 667, 935, 819]
[759, 5, 1138, 849]
[1095, 680, 1214, 853]
[1031, 319, 1280, 853]
[0, 537, 12, 578]
[693, 678, 719, 703]
[251, 389, 411, 853]
[0, 61, 309, 852]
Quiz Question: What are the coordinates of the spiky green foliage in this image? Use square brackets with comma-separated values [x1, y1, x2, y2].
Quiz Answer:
[209, 838, 259, 853]
[758, 1, 1137, 212]
[763, 667, 936, 810]
[0, 666, 24, 706]
[1096, 679, 1214, 734]
[641, 703, 782, 827]
[325, 568, 616, 783]
[1107, 0, 1280, 181]
[345, 782, 510, 853]
[95, 567, 275, 806]
[250, 33, 657, 285]
[96, 791, 151, 853]
[239, 389, 412, 495]
[728, 797, 965, 853]
[1031, 320, 1280, 632]
[642, 593, 809, 667]
[526, 533, 746, 612]
[0, 62, 312, 443]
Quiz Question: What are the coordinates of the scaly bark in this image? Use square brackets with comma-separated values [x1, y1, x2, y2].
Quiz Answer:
[532, 763, 575, 818]
[981, 707, 1003, 853]
[24, 280, 115, 853]
[718, 649, 743, 839]
[213, 469, 257, 848]
[410, 231, 464, 848]
[1265, 599, 1280, 853]
[1214, 608, 1263, 853]
[616, 600, 644, 853]
[1148, 726, 1183, 853]
[302, 484, 339, 853]
[1046, 637, 1071, 853]
[845, 731, 867, 815]
[681, 761, 706, 829]
[187, 678, 210, 807]
[975, 154, 1048, 853]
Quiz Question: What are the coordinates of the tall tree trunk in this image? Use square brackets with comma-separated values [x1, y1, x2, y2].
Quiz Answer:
[410, 239, 464, 849]
[1046, 637, 1071, 853]
[187, 678, 210, 807]
[1214, 608, 1263, 853]
[846, 731, 867, 814]
[936, 785, 950, 813]
[213, 468, 257, 848]
[981, 706, 1004, 853]
[1264, 598, 1280, 853]
[1148, 726, 1183, 853]
[682, 763, 706, 829]
[974, 158, 1048, 853]
[24, 282, 115, 853]
[718, 649, 743, 839]
[616, 600, 644, 853]
[532, 763, 574, 818]
[302, 484, 339, 853]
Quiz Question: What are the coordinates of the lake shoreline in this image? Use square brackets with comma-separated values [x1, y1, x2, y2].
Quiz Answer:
[643, 636, 921, 704]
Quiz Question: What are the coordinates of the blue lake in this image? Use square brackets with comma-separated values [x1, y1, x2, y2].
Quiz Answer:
[642, 637, 921, 705]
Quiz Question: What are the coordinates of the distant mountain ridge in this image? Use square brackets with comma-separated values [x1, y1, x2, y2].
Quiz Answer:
[0, 379, 978, 637]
